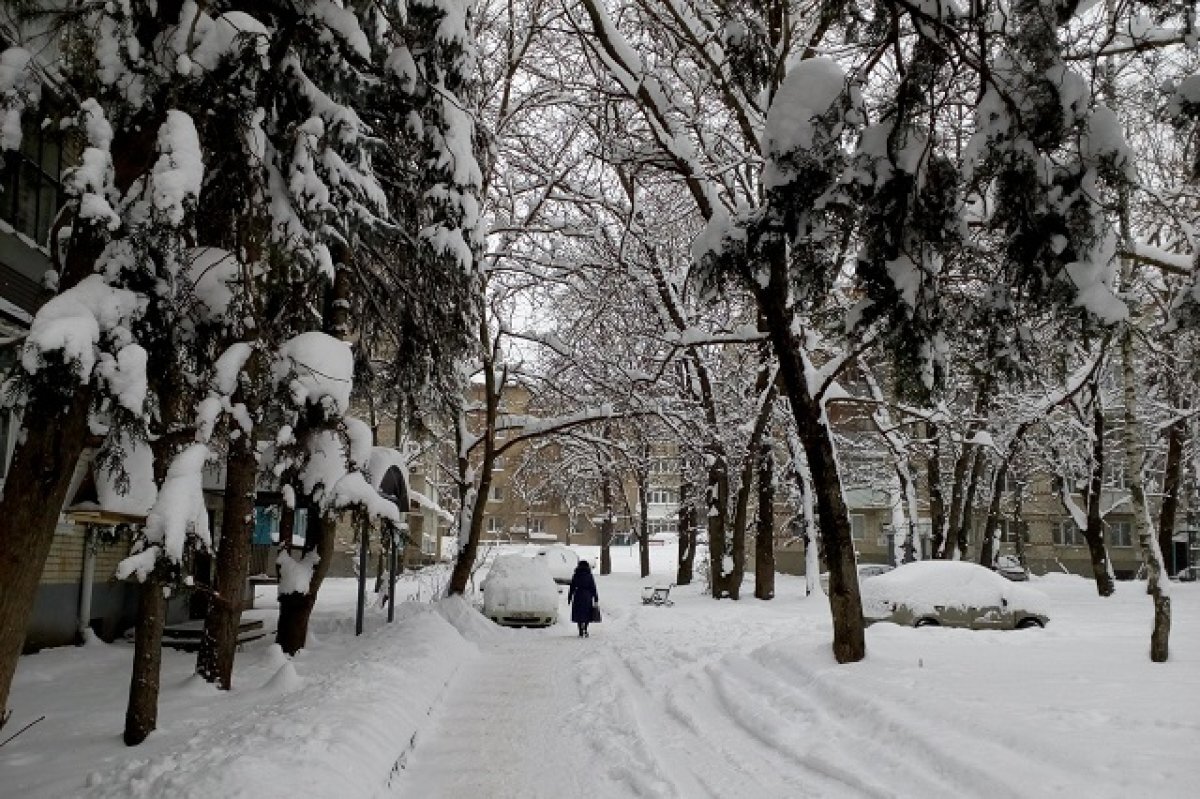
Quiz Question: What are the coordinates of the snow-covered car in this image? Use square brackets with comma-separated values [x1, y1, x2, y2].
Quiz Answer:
[819, 563, 894, 593]
[535, 544, 580, 584]
[861, 560, 1050, 630]
[481, 555, 560, 628]
[995, 554, 1029, 582]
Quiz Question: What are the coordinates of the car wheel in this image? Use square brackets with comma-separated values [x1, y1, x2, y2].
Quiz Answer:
[914, 618, 940, 628]
[1016, 617, 1045, 629]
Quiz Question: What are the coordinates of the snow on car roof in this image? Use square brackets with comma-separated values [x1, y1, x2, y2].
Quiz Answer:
[862, 560, 1049, 616]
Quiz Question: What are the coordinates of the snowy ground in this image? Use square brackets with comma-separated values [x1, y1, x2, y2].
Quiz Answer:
[3, 545, 1199, 798]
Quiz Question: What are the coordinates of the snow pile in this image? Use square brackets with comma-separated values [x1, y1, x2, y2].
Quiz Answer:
[277, 549, 321, 595]
[861, 559, 1049, 620]
[151, 110, 204, 225]
[436, 595, 508, 643]
[79, 603, 480, 799]
[69, 99, 120, 229]
[480, 554, 559, 616]
[20, 275, 143, 381]
[274, 332, 354, 415]
[763, 57, 848, 188]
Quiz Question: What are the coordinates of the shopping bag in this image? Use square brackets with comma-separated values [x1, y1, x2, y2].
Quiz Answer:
[590, 603, 602, 623]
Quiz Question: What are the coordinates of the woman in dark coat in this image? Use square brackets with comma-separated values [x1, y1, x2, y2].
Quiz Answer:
[567, 560, 598, 637]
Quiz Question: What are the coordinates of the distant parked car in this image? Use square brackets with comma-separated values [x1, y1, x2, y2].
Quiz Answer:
[481, 555, 560, 628]
[819, 563, 894, 593]
[861, 560, 1050, 630]
[995, 554, 1029, 582]
[536, 544, 580, 584]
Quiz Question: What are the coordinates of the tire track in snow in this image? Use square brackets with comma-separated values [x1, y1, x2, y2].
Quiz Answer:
[599, 609, 884, 797]
[743, 646, 1051, 798]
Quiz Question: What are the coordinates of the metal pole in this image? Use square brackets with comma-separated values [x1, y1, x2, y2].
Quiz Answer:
[387, 523, 397, 623]
[355, 523, 368, 636]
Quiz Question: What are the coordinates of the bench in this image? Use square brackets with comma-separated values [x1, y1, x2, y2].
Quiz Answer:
[641, 585, 674, 606]
[161, 619, 266, 652]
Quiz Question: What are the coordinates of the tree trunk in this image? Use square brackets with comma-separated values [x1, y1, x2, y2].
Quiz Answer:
[0, 387, 91, 729]
[897, 466, 919, 564]
[196, 425, 259, 689]
[676, 471, 695, 585]
[927, 423, 946, 560]
[124, 343, 194, 746]
[600, 470, 613, 576]
[755, 247, 863, 662]
[1158, 416, 1185, 575]
[1080, 397, 1115, 596]
[447, 317, 501, 597]
[276, 511, 335, 655]
[706, 451, 732, 598]
[123, 578, 166, 745]
[638, 469, 650, 579]
[1120, 328, 1170, 662]
[754, 441, 776, 600]
[953, 448, 986, 559]
[979, 465, 1007, 568]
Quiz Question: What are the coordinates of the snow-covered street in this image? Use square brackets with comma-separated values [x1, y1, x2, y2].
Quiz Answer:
[5, 545, 1200, 798]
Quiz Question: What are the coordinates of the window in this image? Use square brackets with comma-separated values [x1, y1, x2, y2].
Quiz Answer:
[1, 113, 65, 246]
[1109, 520, 1133, 547]
[647, 518, 674, 536]
[486, 516, 503, 534]
[1103, 462, 1127, 490]
[491, 455, 504, 471]
[489, 484, 504, 502]
[529, 518, 545, 535]
[648, 489, 674, 505]
[850, 514, 866, 540]
[1053, 520, 1085, 547]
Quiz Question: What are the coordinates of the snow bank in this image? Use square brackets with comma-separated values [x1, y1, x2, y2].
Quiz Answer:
[82, 603, 480, 799]
[436, 595, 507, 643]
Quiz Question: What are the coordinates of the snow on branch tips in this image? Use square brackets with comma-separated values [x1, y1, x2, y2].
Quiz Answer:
[0, 47, 40, 152]
[195, 341, 254, 443]
[116, 444, 212, 582]
[151, 110, 204, 226]
[300, 428, 403, 524]
[175, 8, 270, 75]
[68, 99, 119, 230]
